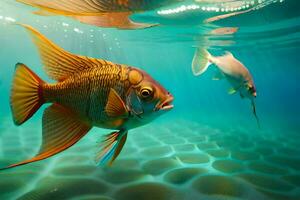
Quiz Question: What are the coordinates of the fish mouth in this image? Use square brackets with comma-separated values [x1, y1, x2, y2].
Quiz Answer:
[157, 96, 174, 111]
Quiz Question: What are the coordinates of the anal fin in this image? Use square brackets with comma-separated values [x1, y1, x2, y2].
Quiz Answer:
[95, 130, 128, 166]
[1, 104, 91, 170]
[109, 134, 127, 166]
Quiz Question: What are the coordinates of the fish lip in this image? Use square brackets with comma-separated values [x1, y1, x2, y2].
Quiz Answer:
[157, 96, 174, 111]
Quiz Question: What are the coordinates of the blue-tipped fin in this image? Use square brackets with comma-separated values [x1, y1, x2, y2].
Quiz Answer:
[96, 130, 128, 166]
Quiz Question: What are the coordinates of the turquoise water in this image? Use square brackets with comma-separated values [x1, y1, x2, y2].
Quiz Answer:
[1, 0, 300, 199]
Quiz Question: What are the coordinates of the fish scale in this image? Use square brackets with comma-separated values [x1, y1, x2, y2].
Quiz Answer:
[43, 65, 130, 123]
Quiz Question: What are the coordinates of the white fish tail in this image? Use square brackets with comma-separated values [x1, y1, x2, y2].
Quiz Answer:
[192, 48, 213, 76]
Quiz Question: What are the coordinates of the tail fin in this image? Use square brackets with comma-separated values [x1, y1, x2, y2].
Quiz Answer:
[192, 48, 212, 76]
[10, 63, 45, 125]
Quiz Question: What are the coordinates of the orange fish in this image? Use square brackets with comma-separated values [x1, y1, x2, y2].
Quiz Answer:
[0, 24, 173, 170]
[17, 0, 181, 29]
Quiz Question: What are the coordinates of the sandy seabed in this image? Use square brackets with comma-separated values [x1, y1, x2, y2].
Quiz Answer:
[0, 118, 299, 200]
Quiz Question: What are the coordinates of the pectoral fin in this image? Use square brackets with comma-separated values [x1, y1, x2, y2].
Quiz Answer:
[1, 104, 91, 170]
[95, 130, 128, 166]
[105, 88, 128, 118]
[228, 88, 237, 95]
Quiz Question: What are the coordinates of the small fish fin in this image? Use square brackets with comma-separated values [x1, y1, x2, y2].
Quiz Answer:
[105, 88, 128, 118]
[251, 100, 261, 128]
[10, 63, 45, 125]
[95, 130, 128, 166]
[212, 69, 224, 80]
[228, 88, 237, 95]
[75, 12, 158, 29]
[192, 48, 212, 76]
[109, 133, 127, 166]
[0, 104, 91, 170]
[18, 24, 114, 81]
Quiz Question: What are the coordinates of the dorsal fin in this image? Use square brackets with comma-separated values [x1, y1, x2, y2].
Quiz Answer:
[19, 24, 114, 81]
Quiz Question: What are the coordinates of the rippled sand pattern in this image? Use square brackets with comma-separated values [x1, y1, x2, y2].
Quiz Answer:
[0, 118, 300, 200]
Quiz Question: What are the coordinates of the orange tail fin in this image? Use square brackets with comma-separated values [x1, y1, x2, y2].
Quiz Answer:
[10, 63, 45, 125]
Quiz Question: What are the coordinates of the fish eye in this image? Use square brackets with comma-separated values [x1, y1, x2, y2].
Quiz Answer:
[140, 87, 153, 99]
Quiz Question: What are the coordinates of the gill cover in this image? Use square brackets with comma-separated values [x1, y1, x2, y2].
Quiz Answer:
[127, 89, 144, 116]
